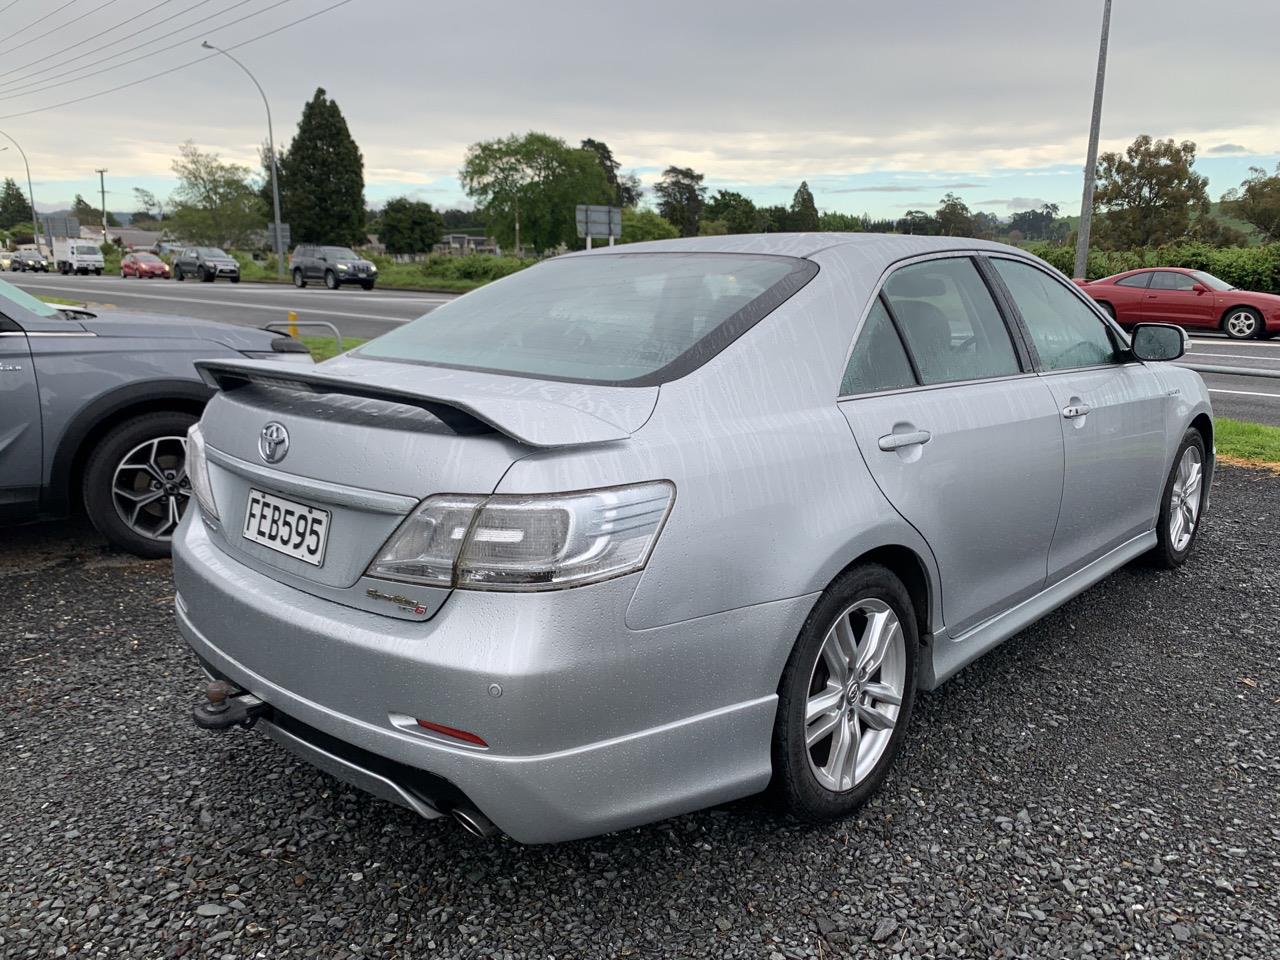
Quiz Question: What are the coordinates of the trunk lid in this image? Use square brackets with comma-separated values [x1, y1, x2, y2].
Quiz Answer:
[193, 356, 656, 618]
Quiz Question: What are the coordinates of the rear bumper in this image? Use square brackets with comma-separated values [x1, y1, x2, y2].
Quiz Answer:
[173, 513, 807, 842]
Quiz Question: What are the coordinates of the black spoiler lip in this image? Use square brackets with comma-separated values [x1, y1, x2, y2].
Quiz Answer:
[194, 358, 632, 449]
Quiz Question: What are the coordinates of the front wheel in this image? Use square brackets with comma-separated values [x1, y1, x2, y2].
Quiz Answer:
[82, 411, 198, 558]
[198, 266, 211, 282]
[174, 265, 184, 281]
[230, 275, 240, 284]
[772, 564, 918, 822]
[1146, 429, 1208, 569]
[360, 279, 375, 291]
[1223, 307, 1262, 340]
[324, 270, 339, 290]
[94, 267, 102, 276]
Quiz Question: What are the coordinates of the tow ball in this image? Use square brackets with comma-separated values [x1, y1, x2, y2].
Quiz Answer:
[192, 680, 271, 731]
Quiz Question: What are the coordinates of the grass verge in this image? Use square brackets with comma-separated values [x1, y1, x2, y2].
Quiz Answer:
[1216, 418, 1280, 467]
[302, 335, 368, 362]
[40, 295, 85, 306]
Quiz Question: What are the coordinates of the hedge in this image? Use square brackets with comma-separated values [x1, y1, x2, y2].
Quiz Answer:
[1025, 241, 1280, 294]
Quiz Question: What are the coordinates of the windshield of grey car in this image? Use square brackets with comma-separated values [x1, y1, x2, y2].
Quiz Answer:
[358, 252, 815, 385]
[0, 275, 59, 318]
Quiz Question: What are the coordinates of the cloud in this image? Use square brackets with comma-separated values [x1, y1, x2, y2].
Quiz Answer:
[829, 181, 985, 194]
[1206, 143, 1250, 155]
[976, 197, 1053, 211]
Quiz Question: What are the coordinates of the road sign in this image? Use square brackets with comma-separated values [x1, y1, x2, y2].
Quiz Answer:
[266, 222, 291, 250]
[575, 205, 621, 240]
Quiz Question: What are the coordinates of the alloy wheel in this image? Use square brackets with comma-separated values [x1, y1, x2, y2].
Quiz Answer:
[1169, 445, 1203, 552]
[1225, 310, 1259, 339]
[804, 598, 906, 792]
[111, 435, 191, 542]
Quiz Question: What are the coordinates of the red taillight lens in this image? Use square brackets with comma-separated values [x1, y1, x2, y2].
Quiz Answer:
[416, 719, 488, 747]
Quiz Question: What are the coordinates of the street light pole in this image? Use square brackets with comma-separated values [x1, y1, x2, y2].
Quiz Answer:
[201, 41, 285, 280]
[0, 128, 43, 256]
[1073, 0, 1112, 280]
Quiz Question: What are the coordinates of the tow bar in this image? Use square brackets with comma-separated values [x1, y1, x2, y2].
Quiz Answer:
[192, 680, 271, 731]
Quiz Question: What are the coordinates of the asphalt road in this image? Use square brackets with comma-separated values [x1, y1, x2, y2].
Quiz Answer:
[1, 465, 1278, 958]
[7, 271, 1280, 424]
[1178, 335, 1280, 426]
[7, 272, 453, 341]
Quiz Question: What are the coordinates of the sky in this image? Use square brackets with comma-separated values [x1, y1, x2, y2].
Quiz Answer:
[0, 0, 1277, 223]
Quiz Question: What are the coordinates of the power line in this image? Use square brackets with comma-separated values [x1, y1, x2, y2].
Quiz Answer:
[0, 0, 126, 57]
[0, 0, 356, 122]
[0, 0, 24, 15]
[0, 0, 84, 50]
[0, 0, 190, 81]
[1, 0, 288, 97]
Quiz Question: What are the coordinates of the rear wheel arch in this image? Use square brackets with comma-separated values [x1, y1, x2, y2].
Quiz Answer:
[828, 544, 935, 645]
[45, 381, 213, 516]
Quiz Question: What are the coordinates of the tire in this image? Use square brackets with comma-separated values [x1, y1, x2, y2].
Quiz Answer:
[82, 411, 198, 559]
[1223, 307, 1262, 340]
[324, 270, 339, 290]
[1098, 301, 1116, 320]
[1145, 428, 1208, 569]
[94, 267, 102, 276]
[174, 265, 184, 281]
[292, 268, 307, 288]
[230, 275, 240, 284]
[198, 266, 211, 282]
[120, 269, 127, 278]
[360, 279, 375, 291]
[772, 564, 919, 822]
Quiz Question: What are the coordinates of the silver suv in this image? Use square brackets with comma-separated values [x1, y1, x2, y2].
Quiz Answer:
[177, 234, 1212, 843]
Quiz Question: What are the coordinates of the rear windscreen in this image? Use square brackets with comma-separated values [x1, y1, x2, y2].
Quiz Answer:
[357, 252, 817, 386]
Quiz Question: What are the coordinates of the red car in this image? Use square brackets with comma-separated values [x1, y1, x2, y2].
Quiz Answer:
[1075, 267, 1280, 340]
[121, 252, 171, 279]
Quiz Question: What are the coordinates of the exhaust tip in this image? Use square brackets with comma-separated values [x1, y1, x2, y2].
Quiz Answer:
[451, 806, 498, 838]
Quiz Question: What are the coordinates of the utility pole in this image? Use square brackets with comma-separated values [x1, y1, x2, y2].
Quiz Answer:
[1073, 0, 1112, 280]
[95, 167, 108, 242]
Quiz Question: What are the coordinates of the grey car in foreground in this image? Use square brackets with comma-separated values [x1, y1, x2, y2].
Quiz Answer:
[176, 234, 1213, 843]
[0, 276, 310, 556]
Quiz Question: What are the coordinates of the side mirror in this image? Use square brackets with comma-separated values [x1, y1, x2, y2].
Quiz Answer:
[1192, 283, 1208, 294]
[1131, 322, 1187, 362]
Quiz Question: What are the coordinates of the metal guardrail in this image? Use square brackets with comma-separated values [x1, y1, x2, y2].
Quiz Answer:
[264, 319, 343, 354]
[1182, 363, 1278, 380]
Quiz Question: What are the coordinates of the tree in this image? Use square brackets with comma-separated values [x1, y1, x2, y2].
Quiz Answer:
[581, 138, 642, 208]
[167, 141, 267, 247]
[1093, 135, 1208, 248]
[131, 187, 164, 223]
[379, 197, 444, 254]
[1009, 203, 1063, 241]
[970, 210, 1002, 240]
[279, 88, 366, 246]
[788, 181, 819, 232]
[935, 193, 974, 237]
[653, 166, 706, 237]
[461, 132, 612, 253]
[759, 205, 790, 232]
[897, 209, 939, 235]
[818, 211, 863, 232]
[1222, 163, 1280, 242]
[441, 208, 479, 229]
[0, 177, 32, 226]
[704, 190, 760, 234]
[618, 207, 678, 243]
[72, 193, 117, 227]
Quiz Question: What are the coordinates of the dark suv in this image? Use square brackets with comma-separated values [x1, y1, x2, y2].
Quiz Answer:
[173, 247, 241, 283]
[289, 245, 377, 290]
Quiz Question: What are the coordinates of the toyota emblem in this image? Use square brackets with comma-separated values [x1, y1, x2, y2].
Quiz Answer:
[258, 422, 290, 464]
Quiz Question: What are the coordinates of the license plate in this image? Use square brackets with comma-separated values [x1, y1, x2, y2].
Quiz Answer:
[242, 488, 330, 566]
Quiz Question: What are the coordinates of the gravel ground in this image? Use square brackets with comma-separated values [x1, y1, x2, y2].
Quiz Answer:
[2, 467, 1278, 960]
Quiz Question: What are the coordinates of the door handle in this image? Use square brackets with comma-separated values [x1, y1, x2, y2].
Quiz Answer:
[1062, 403, 1091, 419]
[878, 429, 931, 451]
[1144, 294, 1158, 299]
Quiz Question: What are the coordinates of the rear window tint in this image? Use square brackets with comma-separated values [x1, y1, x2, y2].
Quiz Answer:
[358, 253, 817, 386]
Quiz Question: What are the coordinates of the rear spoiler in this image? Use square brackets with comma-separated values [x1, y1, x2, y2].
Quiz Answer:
[194, 358, 632, 449]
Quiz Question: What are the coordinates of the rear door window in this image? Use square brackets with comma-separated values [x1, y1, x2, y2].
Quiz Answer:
[881, 257, 1021, 385]
[359, 253, 817, 385]
[840, 298, 918, 395]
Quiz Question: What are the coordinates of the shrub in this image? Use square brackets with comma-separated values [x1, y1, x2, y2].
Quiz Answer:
[1023, 241, 1280, 293]
[419, 253, 535, 283]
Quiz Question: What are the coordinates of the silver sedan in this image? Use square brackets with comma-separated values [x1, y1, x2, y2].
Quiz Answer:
[175, 234, 1212, 843]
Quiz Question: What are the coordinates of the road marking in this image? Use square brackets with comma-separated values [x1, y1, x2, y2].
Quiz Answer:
[1207, 388, 1280, 399]
[1185, 352, 1280, 363]
[13, 275, 453, 305]
[11, 282, 420, 323]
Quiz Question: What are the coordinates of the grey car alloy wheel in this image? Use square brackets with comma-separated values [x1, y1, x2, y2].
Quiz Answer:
[1168, 445, 1203, 552]
[804, 598, 907, 792]
[111, 435, 191, 542]
[1224, 309, 1260, 339]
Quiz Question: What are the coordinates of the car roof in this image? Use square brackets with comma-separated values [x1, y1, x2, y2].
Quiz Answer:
[569, 231, 1021, 262]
